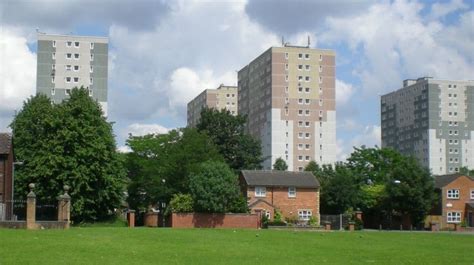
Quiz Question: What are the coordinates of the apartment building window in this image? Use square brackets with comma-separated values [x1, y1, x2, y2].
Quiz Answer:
[305, 99, 310, 104]
[67, 41, 72, 47]
[298, 210, 312, 221]
[305, 87, 310, 93]
[66, 65, 71, 71]
[298, 53, 303, 59]
[88, 89, 93, 96]
[66, 53, 72, 59]
[319, 111, 323, 117]
[90, 43, 94, 49]
[447, 189, 459, 199]
[305, 144, 310, 150]
[298, 167, 303, 172]
[255, 187, 266, 197]
[51, 88, 55, 95]
[319, 99, 323, 106]
[52, 53, 56, 59]
[285, 109, 289, 116]
[319, 66, 322, 72]
[74, 65, 79, 71]
[52, 40, 56, 47]
[73, 77, 79, 83]
[319, 77, 322, 83]
[319, 54, 322, 61]
[298, 87, 303, 92]
[52, 64, 56, 70]
[51, 77, 55, 83]
[65, 89, 71, 95]
[305, 133, 310, 139]
[298, 76, 303, 81]
[305, 110, 310, 116]
[305, 54, 310, 59]
[298, 121, 303, 127]
[90, 66, 93, 73]
[298, 98, 303, 104]
[319, 87, 323, 94]
[305, 65, 310, 71]
[285, 75, 289, 82]
[305, 121, 310, 127]
[90, 54, 94, 61]
[90, 77, 93, 85]
[447, 212, 461, 223]
[298, 144, 303, 150]
[285, 64, 289, 70]
[298, 65, 303, 70]
[305, 76, 310, 82]
[74, 41, 80, 47]
[298, 110, 303, 116]
[298, 155, 303, 161]
[65, 77, 71, 83]
[74, 54, 80, 59]
[288, 187, 296, 198]
[298, 132, 303, 139]
[305, 156, 310, 161]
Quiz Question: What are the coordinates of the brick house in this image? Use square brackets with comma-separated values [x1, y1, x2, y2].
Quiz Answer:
[240, 170, 320, 224]
[0, 133, 14, 220]
[431, 174, 474, 228]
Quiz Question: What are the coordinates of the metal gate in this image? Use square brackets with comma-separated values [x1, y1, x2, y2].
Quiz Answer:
[320, 214, 350, 230]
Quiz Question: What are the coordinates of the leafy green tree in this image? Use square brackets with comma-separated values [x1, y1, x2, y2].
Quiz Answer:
[125, 128, 223, 211]
[273, 157, 288, 171]
[11, 88, 126, 222]
[168, 194, 194, 213]
[189, 161, 247, 213]
[459, 167, 474, 177]
[196, 108, 263, 171]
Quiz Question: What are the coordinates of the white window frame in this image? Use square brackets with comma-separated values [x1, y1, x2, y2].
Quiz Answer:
[90, 54, 94, 61]
[74, 53, 80, 60]
[51, 88, 55, 95]
[447, 189, 459, 199]
[447, 212, 461, 223]
[52, 53, 56, 60]
[66, 41, 72, 47]
[471, 189, 474, 200]
[66, 53, 72, 59]
[73, 77, 79, 83]
[74, 41, 80, 48]
[90, 43, 94, 49]
[298, 210, 312, 221]
[66, 65, 71, 71]
[51, 77, 55, 83]
[90, 77, 93, 85]
[73, 65, 80, 71]
[52, 40, 56, 47]
[65, 77, 71, 83]
[288, 187, 296, 198]
[255, 186, 266, 197]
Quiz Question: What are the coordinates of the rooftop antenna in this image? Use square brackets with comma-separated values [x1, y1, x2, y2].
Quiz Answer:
[307, 35, 310, 48]
[281, 36, 285, 47]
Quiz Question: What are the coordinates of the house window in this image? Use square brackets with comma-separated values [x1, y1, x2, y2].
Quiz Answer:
[255, 186, 266, 197]
[471, 189, 474, 200]
[265, 210, 271, 219]
[288, 187, 296, 198]
[298, 210, 312, 221]
[447, 189, 459, 199]
[447, 212, 461, 223]
[74, 41, 80, 47]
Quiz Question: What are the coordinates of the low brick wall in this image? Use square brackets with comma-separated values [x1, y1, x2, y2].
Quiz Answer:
[144, 212, 159, 227]
[171, 213, 260, 229]
[0, 221, 26, 229]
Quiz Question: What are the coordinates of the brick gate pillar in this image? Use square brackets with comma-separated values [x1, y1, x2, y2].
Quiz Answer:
[26, 183, 37, 230]
[57, 185, 71, 229]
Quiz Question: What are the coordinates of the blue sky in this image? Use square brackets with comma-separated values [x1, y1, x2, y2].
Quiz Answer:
[0, 0, 473, 160]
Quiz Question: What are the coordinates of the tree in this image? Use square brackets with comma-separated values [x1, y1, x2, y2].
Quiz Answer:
[125, 128, 223, 211]
[189, 161, 247, 213]
[11, 88, 126, 222]
[196, 108, 263, 171]
[168, 194, 193, 213]
[273, 157, 288, 171]
[459, 167, 474, 177]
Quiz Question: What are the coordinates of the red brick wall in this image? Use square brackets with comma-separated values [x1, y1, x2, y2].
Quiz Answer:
[171, 213, 260, 229]
[441, 176, 474, 229]
[246, 186, 320, 223]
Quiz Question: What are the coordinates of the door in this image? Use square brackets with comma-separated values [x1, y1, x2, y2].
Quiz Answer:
[468, 211, 473, 227]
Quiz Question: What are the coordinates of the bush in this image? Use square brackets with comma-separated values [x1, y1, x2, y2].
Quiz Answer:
[274, 209, 283, 223]
[309, 216, 318, 226]
[169, 193, 194, 213]
[285, 215, 298, 225]
[261, 214, 269, 228]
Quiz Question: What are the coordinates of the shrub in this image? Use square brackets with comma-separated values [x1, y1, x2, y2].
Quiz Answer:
[169, 193, 194, 213]
[309, 216, 318, 226]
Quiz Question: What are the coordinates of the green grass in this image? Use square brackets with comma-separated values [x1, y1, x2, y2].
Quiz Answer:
[0, 228, 472, 265]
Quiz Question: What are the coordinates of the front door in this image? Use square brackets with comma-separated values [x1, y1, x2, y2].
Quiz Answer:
[468, 211, 473, 227]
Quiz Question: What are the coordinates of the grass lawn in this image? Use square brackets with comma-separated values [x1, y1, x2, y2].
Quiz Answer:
[0, 228, 472, 265]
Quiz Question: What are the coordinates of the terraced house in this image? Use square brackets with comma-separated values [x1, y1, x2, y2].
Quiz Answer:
[381, 77, 474, 175]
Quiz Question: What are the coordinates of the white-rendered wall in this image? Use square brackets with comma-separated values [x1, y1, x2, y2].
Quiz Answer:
[261, 110, 273, 170]
[314, 110, 336, 165]
[464, 132, 474, 169]
[270, 108, 294, 170]
[99, 102, 108, 117]
[428, 129, 446, 175]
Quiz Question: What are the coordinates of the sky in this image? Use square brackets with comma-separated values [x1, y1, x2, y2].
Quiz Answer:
[0, 0, 473, 161]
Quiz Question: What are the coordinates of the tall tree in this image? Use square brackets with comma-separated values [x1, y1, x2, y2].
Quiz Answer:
[273, 157, 288, 171]
[125, 128, 223, 211]
[11, 88, 126, 222]
[189, 160, 247, 213]
[196, 108, 263, 171]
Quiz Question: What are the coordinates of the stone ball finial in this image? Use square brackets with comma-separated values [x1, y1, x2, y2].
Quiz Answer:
[28, 183, 35, 191]
[63, 185, 70, 193]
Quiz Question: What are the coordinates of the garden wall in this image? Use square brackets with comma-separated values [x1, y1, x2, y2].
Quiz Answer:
[171, 213, 260, 229]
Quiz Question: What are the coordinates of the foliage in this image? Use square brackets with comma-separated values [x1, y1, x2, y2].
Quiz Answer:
[125, 128, 223, 211]
[285, 215, 298, 224]
[168, 194, 194, 213]
[189, 161, 247, 213]
[11, 88, 126, 222]
[459, 167, 474, 177]
[308, 216, 318, 226]
[272, 157, 288, 171]
[196, 108, 263, 171]
[261, 214, 269, 228]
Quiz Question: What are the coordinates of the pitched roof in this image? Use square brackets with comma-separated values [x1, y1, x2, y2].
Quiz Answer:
[466, 202, 474, 209]
[434, 173, 474, 188]
[241, 170, 320, 188]
[0, 133, 12, 155]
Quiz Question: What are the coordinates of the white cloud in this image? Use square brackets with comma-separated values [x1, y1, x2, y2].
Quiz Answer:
[335, 79, 355, 105]
[117, 145, 132, 153]
[125, 123, 170, 137]
[337, 125, 381, 161]
[429, 0, 469, 20]
[320, 0, 474, 96]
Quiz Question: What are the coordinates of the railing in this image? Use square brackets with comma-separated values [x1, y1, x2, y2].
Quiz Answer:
[0, 199, 27, 221]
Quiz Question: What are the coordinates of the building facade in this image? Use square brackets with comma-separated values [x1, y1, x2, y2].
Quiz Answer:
[238, 46, 336, 171]
[187, 84, 238, 127]
[381, 77, 474, 175]
[0, 133, 13, 220]
[240, 170, 320, 225]
[36, 33, 109, 115]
